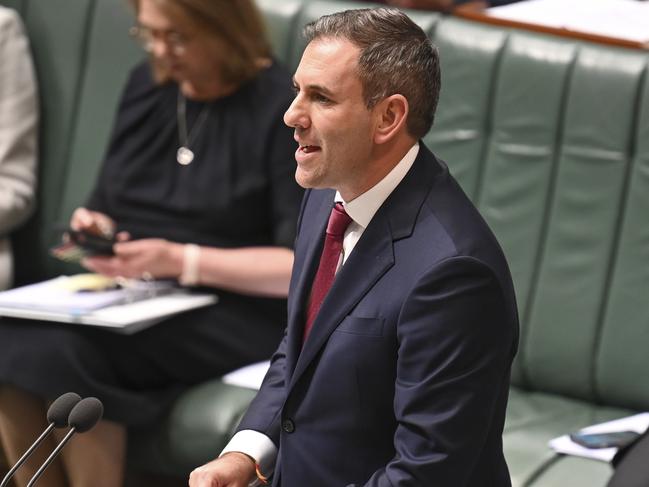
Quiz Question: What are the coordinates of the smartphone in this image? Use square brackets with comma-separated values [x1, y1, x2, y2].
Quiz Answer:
[50, 229, 116, 262]
[66, 229, 116, 255]
[570, 430, 641, 449]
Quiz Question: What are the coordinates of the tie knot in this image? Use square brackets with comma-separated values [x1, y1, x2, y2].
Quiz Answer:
[326, 202, 352, 238]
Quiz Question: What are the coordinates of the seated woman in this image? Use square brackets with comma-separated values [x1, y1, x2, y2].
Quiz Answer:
[0, 5, 38, 291]
[0, 0, 302, 486]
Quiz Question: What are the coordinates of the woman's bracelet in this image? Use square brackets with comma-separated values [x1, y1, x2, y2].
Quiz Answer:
[179, 243, 201, 286]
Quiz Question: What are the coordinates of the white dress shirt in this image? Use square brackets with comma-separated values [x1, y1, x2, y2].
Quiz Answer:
[221, 143, 419, 485]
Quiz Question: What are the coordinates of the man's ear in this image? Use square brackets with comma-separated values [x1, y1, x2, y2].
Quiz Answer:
[374, 94, 409, 145]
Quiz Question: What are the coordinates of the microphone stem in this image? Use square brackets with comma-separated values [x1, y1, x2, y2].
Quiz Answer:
[0, 423, 55, 487]
[26, 427, 76, 487]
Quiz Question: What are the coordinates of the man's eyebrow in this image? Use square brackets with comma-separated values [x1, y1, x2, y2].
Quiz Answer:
[292, 78, 335, 97]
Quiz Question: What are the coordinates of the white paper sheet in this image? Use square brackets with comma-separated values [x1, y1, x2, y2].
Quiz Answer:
[0, 276, 127, 313]
[549, 412, 649, 462]
[222, 361, 271, 390]
[488, 0, 649, 44]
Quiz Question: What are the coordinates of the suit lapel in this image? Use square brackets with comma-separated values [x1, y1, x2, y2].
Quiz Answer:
[286, 145, 441, 390]
[290, 213, 395, 389]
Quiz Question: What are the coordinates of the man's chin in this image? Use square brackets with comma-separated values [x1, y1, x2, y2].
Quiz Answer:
[295, 170, 323, 190]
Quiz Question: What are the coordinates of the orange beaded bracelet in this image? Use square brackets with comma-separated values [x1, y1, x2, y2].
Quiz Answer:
[255, 463, 269, 485]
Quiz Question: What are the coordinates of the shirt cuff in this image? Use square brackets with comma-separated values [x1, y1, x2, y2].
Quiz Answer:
[220, 430, 277, 486]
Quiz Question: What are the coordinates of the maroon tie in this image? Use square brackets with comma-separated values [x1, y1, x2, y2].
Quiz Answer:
[303, 202, 353, 342]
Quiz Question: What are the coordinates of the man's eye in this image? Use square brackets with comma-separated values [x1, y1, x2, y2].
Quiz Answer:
[313, 93, 330, 104]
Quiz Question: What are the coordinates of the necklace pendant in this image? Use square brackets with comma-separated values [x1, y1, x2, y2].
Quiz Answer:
[177, 146, 194, 165]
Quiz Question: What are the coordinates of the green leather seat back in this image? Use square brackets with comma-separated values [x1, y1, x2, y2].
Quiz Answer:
[256, 0, 305, 63]
[522, 46, 647, 401]
[595, 71, 649, 409]
[8, 0, 97, 283]
[428, 17, 649, 406]
[427, 20, 576, 384]
[475, 33, 576, 328]
[426, 19, 507, 198]
[56, 0, 142, 250]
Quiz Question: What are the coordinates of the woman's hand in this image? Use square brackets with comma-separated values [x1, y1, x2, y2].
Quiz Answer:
[69, 207, 117, 237]
[82, 235, 293, 297]
[82, 238, 184, 279]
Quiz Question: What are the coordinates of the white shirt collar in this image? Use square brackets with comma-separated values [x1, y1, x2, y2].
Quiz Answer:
[335, 143, 419, 229]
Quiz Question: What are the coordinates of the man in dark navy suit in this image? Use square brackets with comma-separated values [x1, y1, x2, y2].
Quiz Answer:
[190, 7, 518, 487]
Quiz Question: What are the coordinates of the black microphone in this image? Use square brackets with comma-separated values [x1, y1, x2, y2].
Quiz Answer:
[0, 392, 81, 487]
[26, 397, 104, 487]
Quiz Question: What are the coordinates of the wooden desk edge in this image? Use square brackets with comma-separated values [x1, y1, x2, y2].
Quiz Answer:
[453, 6, 649, 51]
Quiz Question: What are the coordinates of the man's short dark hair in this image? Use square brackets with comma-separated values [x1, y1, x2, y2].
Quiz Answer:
[303, 8, 441, 139]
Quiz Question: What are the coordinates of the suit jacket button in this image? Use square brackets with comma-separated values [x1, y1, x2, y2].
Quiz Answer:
[282, 419, 295, 433]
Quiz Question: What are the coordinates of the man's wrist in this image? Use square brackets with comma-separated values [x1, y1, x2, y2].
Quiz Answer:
[228, 452, 269, 485]
[220, 430, 277, 486]
[221, 452, 258, 481]
[220, 451, 267, 486]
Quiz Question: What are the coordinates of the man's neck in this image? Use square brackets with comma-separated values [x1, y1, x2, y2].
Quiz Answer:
[339, 136, 417, 202]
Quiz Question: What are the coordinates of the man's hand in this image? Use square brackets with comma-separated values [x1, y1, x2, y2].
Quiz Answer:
[189, 452, 257, 487]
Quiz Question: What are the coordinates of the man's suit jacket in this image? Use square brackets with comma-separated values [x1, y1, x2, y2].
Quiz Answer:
[239, 144, 519, 486]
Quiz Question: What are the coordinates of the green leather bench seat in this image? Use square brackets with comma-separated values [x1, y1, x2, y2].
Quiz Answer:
[504, 388, 632, 485]
[3, 0, 649, 485]
[128, 381, 258, 477]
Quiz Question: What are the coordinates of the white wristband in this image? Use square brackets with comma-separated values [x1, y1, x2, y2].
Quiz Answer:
[179, 244, 201, 286]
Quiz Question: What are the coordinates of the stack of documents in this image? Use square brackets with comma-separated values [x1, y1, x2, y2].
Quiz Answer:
[0, 276, 218, 334]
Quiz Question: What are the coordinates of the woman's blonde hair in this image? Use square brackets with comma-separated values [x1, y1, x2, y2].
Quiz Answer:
[129, 0, 272, 86]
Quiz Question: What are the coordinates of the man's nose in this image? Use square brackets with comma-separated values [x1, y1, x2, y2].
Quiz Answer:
[284, 96, 309, 129]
